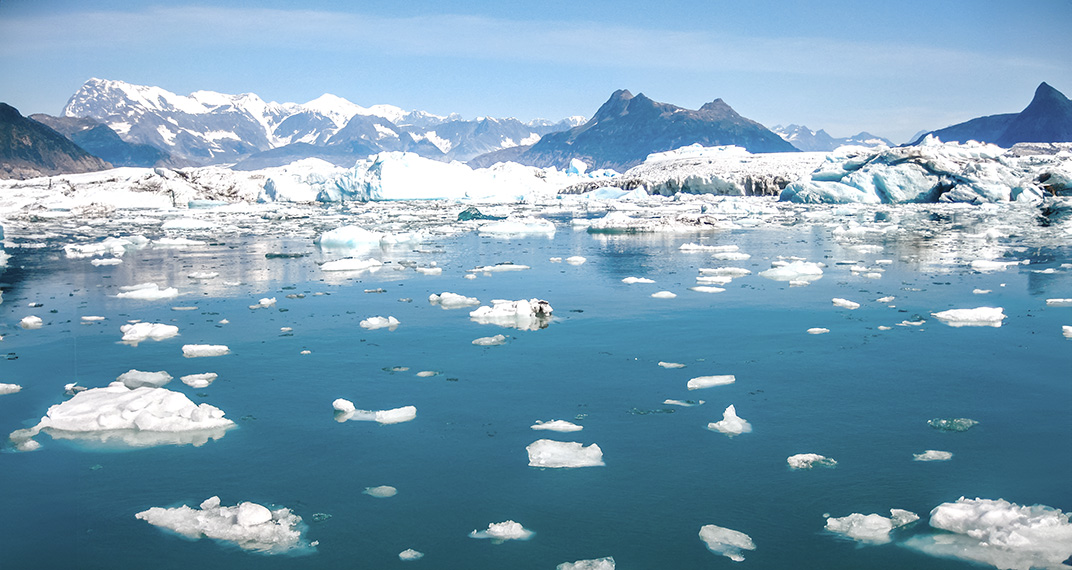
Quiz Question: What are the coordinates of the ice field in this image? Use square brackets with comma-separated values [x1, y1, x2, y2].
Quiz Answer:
[1, 191, 1070, 569]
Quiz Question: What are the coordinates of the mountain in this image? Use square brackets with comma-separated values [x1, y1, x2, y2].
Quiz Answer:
[471, 90, 797, 171]
[771, 124, 892, 151]
[29, 114, 177, 168]
[0, 103, 111, 179]
[913, 82, 1072, 147]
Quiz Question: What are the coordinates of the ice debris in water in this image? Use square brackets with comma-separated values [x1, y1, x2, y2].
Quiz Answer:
[699, 524, 756, 562]
[116, 283, 179, 300]
[120, 322, 179, 346]
[188, 271, 218, 279]
[824, 509, 919, 544]
[758, 261, 824, 284]
[807, 328, 830, 334]
[0, 383, 22, 395]
[135, 496, 310, 554]
[531, 419, 583, 432]
[680, 243, 738, 252]
[472, 334, 507, 346]
[526, 439, 604, 468]
[565, 256, 587, 265]
[622, 277, 655, 284]
[470, 299, 553, 331]
[687, 375, 735, 390]
[415, 266, 441, 275]
[651, 291, 677, 299]
[708, 405, 752, 436]
[19, 315, 43, 329]
[181, 373, 218, 388]
[832, 298, 860, 309]
[478, 217, 555, 236]
[9, 383, 234, 450]
[557, 557, 615, 570]
[429, 292, 480, 309]
[91, 258, 122, 266]
[971, 259, 1020, 272]
[663, 399, 704, 407]
[320, 257, 383, 272]
[467, 263, 531, 274]
[333, 399, 416, 424]
[1046, 298, 1072, 307]
[1064, 325, 1072, 339]
[183, 344, 230, 358]
[359, 316, 400, 330]
[249, 297, 276, 309]
[905, 498, 1072, 570]
[690, 286, 726, 293]
[399, 548, 424, 561]
[117, 369, 173, 389]
[928, 417, 979, 431]
[787, 453, 837, 469]
[932, 307, 1006, 327]
[363, 485, 397, 498]
[469, 520, 534, 542]
[914, 450, 953, 461]
[658, 361, 686, 368]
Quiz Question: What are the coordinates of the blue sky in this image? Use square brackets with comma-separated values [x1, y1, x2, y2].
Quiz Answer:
[2, 0, 1069, 142]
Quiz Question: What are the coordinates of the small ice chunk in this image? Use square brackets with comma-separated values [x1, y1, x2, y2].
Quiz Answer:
[549, 257, 562, 263]
[680, 243, 738, 252]
[876, 296, 896, 303]
[932, 307, 1005, 327]
[472, 334, 507, 346]
[470, 299, 552, 331]
[689, 286, 726, 293]
[415, 266, 442, 275]
[467, 263, 531, 273]
[699, 524, 756, 562]
[1046, 298, 1072, 307]
[526, 439, 604, 468]
[658, 361, 686, 369]
[970, 259, 1017, 272]
[182, 344, 230, 358]
[236, 502, 273, 526]
[335, 404, 416, 425]
[565, 256, 587, 265]
[188, 271, 218, 279]
[332, 398, 356, 413]
[557, 557, 615, 570]
[116, 283, 179, 300]
[663, 399, 704, 407]
[135, 497, 309, 554]
[832, 298, 860, 309]
[973, 289, 991, 295]
[416, 370, 438, 377]
[807, 328, 830, 334]
[117, 369, 173, 389]
[758, 261, 823, 283]
[651, 291, 677, 299]
[1064, 325, 1072, 339]
[363, 485, 397, 498]
[928, 417, 978, 431]
[469, 520, 534, 542]
[120, 322, 179, 345]
[91, 258, 122, 266]
[0, 383, 22, 395]
[429, 292, 480, 309]
[712, 251, 750, 260]
[687, 375, 735, 390]
[19, 315, 43, 329]
[698, 267, 751, 277]
[320, 257, 383, 272]
[707, 404, 751, 436]
[787, 453, 837, 469]
[81, 316, 106, 322]
[825, 509, 919, 544]
[621, 277, 655, 284]
[913, 450, 953, 461]
[249, 297, 276, 309]
[181, 373, 218, 388]
[399, 549, 424, 561]
[531, 420, 583, 432]
[359, 316, 400, 330]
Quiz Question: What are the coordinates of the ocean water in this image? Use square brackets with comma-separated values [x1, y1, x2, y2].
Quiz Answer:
[1, 207, 1070, 569]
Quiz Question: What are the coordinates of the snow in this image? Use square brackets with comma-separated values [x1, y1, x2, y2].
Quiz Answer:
[120, 322, 179, 345]
[470, 299, 553, 331]
[905, 498, 1072, 570]
[531, 420, 583, 432]
[469, 520, 534, 541]
[135, 496, 310, 554]
[526, 439, 604, 468]
[182, 344, 230, 357]
[363, 485, 398, 498]
[472, 334, 507, 346]
[825, 509, 919, 544]
[787, 453, 837, 469]
[698, 524, 756, 562]
[117, 369, 173, 389]
[359, 316, 400, 330]
[429, 292, 480, 309]
[687, 375, 735, 390]
[557, 557, 615, 570]
[932, 307, 1006, 327]
[0, 383, 22, 395]
[913, 450, 953, 461]
[707, 405, 752, 436]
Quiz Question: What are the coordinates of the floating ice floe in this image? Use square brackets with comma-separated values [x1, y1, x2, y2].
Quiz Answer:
[315, 224, 418, 250]
[359, 316, 400, 330]
[787, 453, 837, 469]
[699, 267, 751, 277]
[333, 399, 416, 425]
[680, 243, 738, 252]
[565, 255, 587, 265]
[651, 291, 677, 299]
[470, 299, 552, 331]
[81, 316, 106, 322]
[1064, 325, 1072, 338]
[415, 266, 441, 275]
[687, 375, 735, 390]
[707, 405, 752, 436]
[664, 399, 704, 407]
[363, 485, 397, 498]
[188, 271, 218, 279]
[1045, 298, 1072, 307]
[622, 276, 655, 284]
[971, 259, 1020, 272]
[9, 383, 234, 450]
[932, 307, 1006, 327]
[182, 344, 230, 358]
[928, 417, 979, 431]
[469, 520, 534, 542]
[0, 383, 22, 395]
[399, 549, 424, 561]
[472, 334, 507, 346]
[249, 297, 276, 309]
[531, 420, 583, 432]
[712, 251, 751, 260]
[526, 439, 604, 468]
[758, 261, 824, 284]
[832, 298, 860, 310]
[320, 257, 383, 272]
[181, 373, 218, 388]
[19, 315, 43, 329]
[807, 328, 830, 335]
[119, 322, 179, 346]
[429, 292, 480, 309]
[91, 258, 122, 266]
[135, 496, 311, 554]
[699, 524, 756, 562]
[64, 235, 149, 259]
[689, 285, 726, 293]
[824, 509, 919, 544]
[557, 557, 615, 570]
[905, 497, 1072, 570]
[117, 369, 173, 389]
[153, 237, 205, 248]
[116, 283, 179, 300]
[913, 450, 953, 461]
[467, 263, 531, 274]
[479, 217, 556, 236]
[876, 296, 896, 303]
[658, 361, 685, 368]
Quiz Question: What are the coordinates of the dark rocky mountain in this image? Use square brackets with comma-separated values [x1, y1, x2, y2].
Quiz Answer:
[0, 103, 111, 179]
[913, 82, 1072, 147]
[29, 114, 177, 168]
[472, 90, 797, 171]
[772, 124, 892, 151]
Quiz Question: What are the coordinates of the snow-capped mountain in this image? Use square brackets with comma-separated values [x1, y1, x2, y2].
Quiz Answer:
[771, 124, 892, 151]
[911, 82, 1072, 147]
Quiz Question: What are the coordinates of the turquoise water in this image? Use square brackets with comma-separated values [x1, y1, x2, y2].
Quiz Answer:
[1, 217, 1070, 569]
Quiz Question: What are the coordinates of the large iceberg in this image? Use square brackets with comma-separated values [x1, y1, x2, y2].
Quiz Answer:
[135, 496, 311, 554]
[526, 439, 604, 468]
[698, 524, 756, 562]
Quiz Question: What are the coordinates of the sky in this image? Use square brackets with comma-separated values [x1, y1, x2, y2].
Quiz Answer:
[1, 0, 1070, 143]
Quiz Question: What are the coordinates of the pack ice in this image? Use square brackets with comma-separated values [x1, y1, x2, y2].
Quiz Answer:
[526, 439, 604, 468]
[135, 496, 310, 554]
[470, 299, 553, 331]
[699, 524, 756, 562]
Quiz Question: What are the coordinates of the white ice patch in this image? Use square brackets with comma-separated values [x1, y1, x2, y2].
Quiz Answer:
[622, 277, 655, 284]
[531, 420, 583, 432]
[1045, 298, 1072, 307]
[116, 283, 179, 300]
[249, 297, 276, 309]
[470, 299, 552, 331]
[758, 261, 824, 283]
[117, 369, 173, 389]
[905, 497, 1072, 570]
[359, 316, 400, 330]
[120, 322, 179, 346]
[135, 496, 310, 554]
[557, 557, 615, 570]
[526, 439, 604, 468]
[913, 450, 953, 461]
[469, 520, 534, 542]
[182, 344, 230, 357]
[663, 399, 704, 407]
[19, 315, 43, 329]
[320, 257, 383, 272]
[651, 291, 677, 299]
[712, 251, 751, 260]
[971, 259, 1019, 272]
[363, 485, 397, 498]
[807, 328, 830, 335]
[429, 292, 480, 309]
[161, 217, 217, 231]
[468, 263, 531, 274]
[415, 266, 442, 275]
[565, 256, 587, 265]
[188, 271, 218, 280]
[472, 334, 507, 346]
[91, 258, 122, 266]
[824, 509, 918, 544]
[932, 307, 1006, 327]
[687, 375, 735, 390]
[479, 217, 555, 237]
[689, 286, 726, 293]
[658, 361, 686, 368]
[787, 453, 837, 469]
[0, 383, 22, 395]
[680, 243, 739, 252]
[181, 373, 218, 388]
[333, 400, 416, 425]
[707, 404, 752, 436]
[699, 524, 756, 562]
[1064, 325, 1072, 339]
[399, 548, 424, 561]
[832, 298, 860, 310]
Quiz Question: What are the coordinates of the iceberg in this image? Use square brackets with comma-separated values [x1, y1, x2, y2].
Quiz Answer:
[333, 400, 416, 425]
[472, 334, 507, 346]
[181, 373, 218, 388]
[699, 524, 756, 562]
[932, 307, 1006, 327]
[758, 261, 824, 283]
[687, 375, 735, 390]
[399, 549, 424, 561]
[119, 322, 179, 345]
[183, 344, 230, 357]
[621, 276, 655, 284]
[530, 419, 583, 432]
[824, 509, 919, 544]
[469, 520, 534, 542]
[707, 404, 752, 436]
[526, 439, 604, 468]
[359, 316, 399, 330]
[913, 450, 953, 461]
[19, 315, 43, 329]
[0, 382, 22, 395]
[429, 292, 480, 309]
[363, 485, 397, 498]
[116, 283, 179, 300]
[831, 298, 860, 310]
[117, 369, 173, 389]
[905, 498, 1072, 570]
[557, 557, 615, 570]
[135, 496, 311, 554]
[787, 453, 837, 469]
[470, 299, 553, 331]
